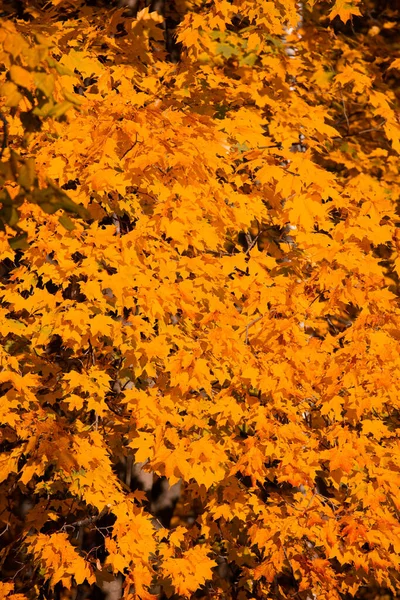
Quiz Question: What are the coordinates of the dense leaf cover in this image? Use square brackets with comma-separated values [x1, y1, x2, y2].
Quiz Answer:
[1, 0, 400, 598]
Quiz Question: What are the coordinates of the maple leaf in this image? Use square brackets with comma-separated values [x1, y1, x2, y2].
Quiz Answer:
[2, 1, 400, 598]
[162, 546, 217, 597]
[329, 1, 362, 23]
[28, 533, 95, 588]
[0, 582, 28, 600]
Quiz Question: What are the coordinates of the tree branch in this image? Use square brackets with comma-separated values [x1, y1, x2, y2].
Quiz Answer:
[65, 505, 110, 529]
[0, 112, 8, 159]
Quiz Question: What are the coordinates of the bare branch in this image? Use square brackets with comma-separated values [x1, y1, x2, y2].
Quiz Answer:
[0, 112, 8, 160]
[333, 119, 386, 140]
[340, 92, 350, 133]
[65, 505, 110, 530]
[244, 314, 264, 344]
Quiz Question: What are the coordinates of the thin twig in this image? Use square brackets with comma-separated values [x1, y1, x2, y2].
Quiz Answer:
[340, 92, 350, 133]
[126, 453, 133, 488]
[333, 119, 386, 140]
[120, 133, 139, 159]
[245, 232, 253, 251]
[257, 144, 283, 150]
[245, 233, 260, 254]
[303, 490, 316, 512]
[244, 314, 264, 344]
[282, 545, 297, 585]
[12, 561, 25, 581]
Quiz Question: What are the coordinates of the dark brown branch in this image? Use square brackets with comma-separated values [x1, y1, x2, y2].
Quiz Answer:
[333, 120, 386, 140]
[67, 505, 110, 529]
[0, 112, 8, 160]
[120, 133, 139, 160]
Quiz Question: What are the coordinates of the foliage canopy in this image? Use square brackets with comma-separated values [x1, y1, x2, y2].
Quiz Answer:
[1, 0, 400, 598]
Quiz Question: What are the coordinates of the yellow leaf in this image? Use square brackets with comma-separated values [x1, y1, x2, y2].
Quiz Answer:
[321, 395, 343, 421]
[34, 72, 54, 98]
[362, 419, 392, 441]
[388, 58, 400, 71]
[169, 526, 186, 548]
[0, 80, 23, 106]
[129, 432, 155, 463]
[330, 0, 362, 23]
[9, 65, 34, 89]
[162, 546, 216, 596]
[28, 533, 95, 587]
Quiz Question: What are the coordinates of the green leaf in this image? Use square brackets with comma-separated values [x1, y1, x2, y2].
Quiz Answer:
[33, 100, 55, 117]
[34, 72, 55, 98]
[58, 214, 76, 231]
[0, 204, 19, 227]
[216, 43, 239, 59]
[8, 207, 20, 227]
[52, 62, 75, 77]
[0, 188, 14, 207]
[32, 184, 89, 219]
[31, 188, 57, 211]
[18, 158, 36, 190]
[9, 232, 28, 250]
[63, 89, 84, 106]
[47, 182, 89, 218]
[265, 34, 284, 48]
[210, 30, 224, 41]
[39, 202, 61, 214]
[47, 101, 74, 118]
[236, 142, 249, 153]
[240, 53, 258, 66]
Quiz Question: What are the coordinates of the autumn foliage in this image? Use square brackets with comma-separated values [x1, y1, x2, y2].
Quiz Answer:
[1, 0, 400, 598]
